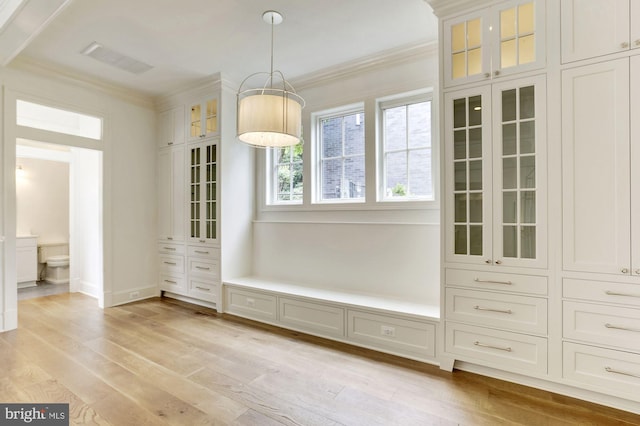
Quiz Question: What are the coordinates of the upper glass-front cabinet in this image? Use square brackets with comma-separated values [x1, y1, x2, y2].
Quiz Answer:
[445, 75, 547, 268]
[187, 96, 219, 142]
[443, 0, 545, 88]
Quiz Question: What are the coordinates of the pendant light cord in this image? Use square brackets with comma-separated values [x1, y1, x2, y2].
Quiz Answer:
[269, 13, 274, 89]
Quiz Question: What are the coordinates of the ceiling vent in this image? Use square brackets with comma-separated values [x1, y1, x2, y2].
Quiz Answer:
[80, 41, 153, 74]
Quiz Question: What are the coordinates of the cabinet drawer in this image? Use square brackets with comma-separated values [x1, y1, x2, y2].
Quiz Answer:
[158, 243, 185, 255]
[563, 301, 640, 351]
[159, 254, 184, 274]
[564, 278, 640, 308]
[564, 342, 640, 401]
[446, 269, 547, 295]
[225, 287, 277, 323]
[446, 323, 547, 374]
[159, 274, 186, 292]
[446, 288, 547, 335]
[189, 278, 218, 303]
[188, 258, 219, 278]
[347, 310, 436, 359]
[187, 246, 220, 259]
[279, 298, 345, 338]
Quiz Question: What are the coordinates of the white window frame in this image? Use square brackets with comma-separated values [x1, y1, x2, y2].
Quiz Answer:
[266, 145, 303, 206]
[377, 92, 434, 203]
[312, 103, 366, 204]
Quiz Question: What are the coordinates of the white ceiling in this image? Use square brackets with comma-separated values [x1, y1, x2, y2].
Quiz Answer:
[8, 0, 437, 98]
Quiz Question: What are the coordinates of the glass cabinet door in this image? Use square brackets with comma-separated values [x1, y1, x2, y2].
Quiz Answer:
[444, 0, 544, 87]
[445, 86, 492, 264]
[189, 140, 219, 245]
[188, 97, 219, 142]
[492, 75, 546, 268]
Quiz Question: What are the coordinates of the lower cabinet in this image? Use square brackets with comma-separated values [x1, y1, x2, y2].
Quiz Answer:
[443, 268, 549, 376]
[224, 283, 438, 363]
[446, 322, 548, 374]
[562, 277, 640, 403]
[280, 297, 345, 338]
[563, 342, 640, 400]
[158, 242, 220, 306]
[347, 309, 436, 359]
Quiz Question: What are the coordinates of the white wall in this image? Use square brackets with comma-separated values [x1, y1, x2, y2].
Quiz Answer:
[16, 157, 69, 243]
[70, 147, 101, 299]
[253, 46, 441, 305]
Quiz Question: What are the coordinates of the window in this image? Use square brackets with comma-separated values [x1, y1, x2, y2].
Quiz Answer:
[316, 107, 365, 202]
[16, 100, 103, 140]
[380, 96, 433, 201]
[269, 144, 303, 204]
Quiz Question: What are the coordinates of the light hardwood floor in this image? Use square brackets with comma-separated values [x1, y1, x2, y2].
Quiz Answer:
[2, 293, 639, 425]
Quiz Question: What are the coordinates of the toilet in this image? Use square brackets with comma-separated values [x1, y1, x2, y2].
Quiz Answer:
[38, 243, 70, 284]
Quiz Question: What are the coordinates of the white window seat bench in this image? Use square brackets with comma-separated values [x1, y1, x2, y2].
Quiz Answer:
[223, 276, 440, 364]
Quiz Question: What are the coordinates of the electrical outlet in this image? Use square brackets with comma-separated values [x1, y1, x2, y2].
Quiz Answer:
[246, 298, 255, 307]
[381, 325, 395, 337]
[129, 291, 140, 299]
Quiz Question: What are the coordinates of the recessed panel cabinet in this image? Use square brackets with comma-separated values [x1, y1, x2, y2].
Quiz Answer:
[157, 146, 185, 242]
[158, 106, 185, 148]
[445, 75, 547, 269]
[562, 58, 640, 276]
[561, 0, 640, 63]
[443, 0, 545, 87]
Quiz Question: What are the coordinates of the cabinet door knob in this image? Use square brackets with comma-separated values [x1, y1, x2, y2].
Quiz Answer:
[635, 39, 640, 46]
[621, 268, 629, 274]
[484, 72, 491, 78]
[494, 70, 501, 77]
[485, 259, 492, 264]
[635, 269, 640, 275]
[621, 42, 629, 49]
[495, 260, 502, 265]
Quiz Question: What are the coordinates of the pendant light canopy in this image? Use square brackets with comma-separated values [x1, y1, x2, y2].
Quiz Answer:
[237, 10, 305, 148]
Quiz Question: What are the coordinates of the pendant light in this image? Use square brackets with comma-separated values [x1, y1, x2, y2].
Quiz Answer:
[237, 10, 305, 148]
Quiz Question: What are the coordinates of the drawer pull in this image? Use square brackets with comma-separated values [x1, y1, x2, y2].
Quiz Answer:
[605, 366, 640, 379]
[474, 305, 513, 314]
[195, 250, 209, 254]
[474, 278, 513, 285]
[167, 237, 173, 240]
[163, 247, 176, 251]
[605, 290, 640, 298]
[605, 323, 640, 333]
[164, 280, 177, 284]
[195, 286, 211, 291]
[195, 266, 211, 271]
[474, 341, 512, 352]
[163, 261, 177, 265]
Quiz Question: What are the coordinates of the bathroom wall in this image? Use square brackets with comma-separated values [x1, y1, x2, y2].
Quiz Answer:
[16, 157, 69, 244]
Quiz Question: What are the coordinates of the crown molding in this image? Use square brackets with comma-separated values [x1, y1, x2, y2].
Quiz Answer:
[8, 55, 156, 109]
[290, 40, 438, 92]
[426, 0, 492, 17]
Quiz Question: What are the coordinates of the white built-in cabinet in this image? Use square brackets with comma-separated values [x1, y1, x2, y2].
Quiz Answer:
[157, 89, 222, 307]
[562, 58, 638, 276]
[157, 146, 185, 242]
[158, 105, 185, 148]
[186, 96, 219, 143]
[443, 0, 545, 87]
[445, 75, 547, 269]
[561, 0, 640, 63]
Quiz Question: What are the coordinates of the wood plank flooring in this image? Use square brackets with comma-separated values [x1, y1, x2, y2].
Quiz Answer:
[2, 293, 639, 425]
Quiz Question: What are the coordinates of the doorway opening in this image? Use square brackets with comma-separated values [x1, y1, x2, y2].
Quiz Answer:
[16, 138, 103, 303]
